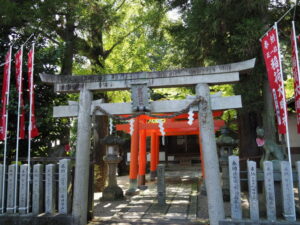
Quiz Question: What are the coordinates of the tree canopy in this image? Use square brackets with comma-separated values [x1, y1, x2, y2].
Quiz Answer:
[0, 0, 299, 158]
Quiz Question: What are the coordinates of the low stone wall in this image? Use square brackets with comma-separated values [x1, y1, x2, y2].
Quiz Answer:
[0, 214, 75, 225]
[0, 159, 72, 216]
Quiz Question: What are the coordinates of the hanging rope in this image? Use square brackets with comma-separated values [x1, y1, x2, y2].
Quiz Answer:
[91, 96, 207, 123]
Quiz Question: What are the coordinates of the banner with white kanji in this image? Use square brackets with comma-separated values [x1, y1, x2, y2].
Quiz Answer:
[15, 47, 26, 139]
[28, 46, 39, 138]
[261, 26, 287, 134]
[0, 48, 12, 140]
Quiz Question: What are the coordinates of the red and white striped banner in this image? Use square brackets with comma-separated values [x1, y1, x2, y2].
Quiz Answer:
[28, 46, 39, 138]
[0, 49, 12, 140]
[261, 25, 287, 134]
[15, 47, 25, 139]
[291, 21, 300, 133]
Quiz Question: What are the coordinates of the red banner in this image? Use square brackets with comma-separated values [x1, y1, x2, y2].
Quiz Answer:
[0, 48, 12, 140]
[291, 22, 300, 133]
[15, 47, 25, 139]
[28, 47, 39, 138]
[261, 26, 287, 134]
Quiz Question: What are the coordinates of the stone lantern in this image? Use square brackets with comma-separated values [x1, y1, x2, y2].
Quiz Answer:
[216, 126, 238, 201]
[101, 135, 125, 201]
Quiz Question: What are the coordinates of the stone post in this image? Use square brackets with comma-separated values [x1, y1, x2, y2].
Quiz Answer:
[32, 164, 43, 215]
[296, 161, 300, 203]
[157, 164, 166, 205]
[19, 164, 28, 214]
[263, 161, 276, 221]
[6, 164, 16, 214]
[59, 159, 71, 214]
[196, 83, 225, 225]
[72, 87, 92, 225]
[0, 164, 3, 214]
[247, 161, 259, 220]
[45, 164, 56, 214]
[280, 161, 296, 222]
[228, 156, 242, 219]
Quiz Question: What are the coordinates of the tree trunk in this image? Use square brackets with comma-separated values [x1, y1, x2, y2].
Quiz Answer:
[238, 110, 261, 160]
[93, 115, 108, 191]
[61, 38, 74, 75]
[262, 77, 277, 142]
[60, 14, 75, 75]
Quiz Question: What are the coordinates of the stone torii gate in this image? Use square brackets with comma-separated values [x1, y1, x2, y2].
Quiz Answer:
[40, 58, 255, 225]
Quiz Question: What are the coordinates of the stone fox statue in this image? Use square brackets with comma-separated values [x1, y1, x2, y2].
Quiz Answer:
[256, 127, 286, 169]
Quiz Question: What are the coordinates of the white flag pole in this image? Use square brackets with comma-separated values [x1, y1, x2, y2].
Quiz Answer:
[1, 46, 12, 213]
[292, 20, 300, 125]
[275, 22, 292, 164]
[26, 43, 34, 213]
[14, 45, 23, 213]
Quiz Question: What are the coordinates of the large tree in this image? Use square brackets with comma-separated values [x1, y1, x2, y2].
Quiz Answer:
[165, 0, 295, 160]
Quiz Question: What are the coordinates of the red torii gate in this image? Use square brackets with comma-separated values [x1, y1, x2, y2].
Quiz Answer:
[116, 111, 225, 187]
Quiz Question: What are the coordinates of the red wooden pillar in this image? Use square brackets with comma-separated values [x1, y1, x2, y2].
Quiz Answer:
[150, 132, 157, 181]
[126, 117, 139, 194]
[138, 120, 147, 187]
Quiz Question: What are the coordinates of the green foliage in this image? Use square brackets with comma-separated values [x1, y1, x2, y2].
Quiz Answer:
[0, 0, 173, 158]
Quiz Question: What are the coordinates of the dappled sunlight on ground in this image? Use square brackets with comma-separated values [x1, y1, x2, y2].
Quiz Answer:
[88, 164, 210, 225]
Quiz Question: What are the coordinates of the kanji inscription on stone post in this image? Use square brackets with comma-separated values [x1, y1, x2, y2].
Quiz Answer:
[263, 161, 276, 221]
[280, 161, 296, 221]
[32, 164, 44, 215]
[45, 164, 56, 214]
[18, 164, 28, 214]
[247, 161, 259, 220]
[6, 164, 16, 213]
[228, 156, 242, 219]
[59, 159, 71, 214]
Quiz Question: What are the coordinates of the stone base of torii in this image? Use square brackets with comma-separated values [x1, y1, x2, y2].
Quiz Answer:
[40, 58, 255, 225]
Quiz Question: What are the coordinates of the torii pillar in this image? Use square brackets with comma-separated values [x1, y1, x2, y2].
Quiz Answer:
[72, 87, 93, 225]
[197, 83, 225, 225]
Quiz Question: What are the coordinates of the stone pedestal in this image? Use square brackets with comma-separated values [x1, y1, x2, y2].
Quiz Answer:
[101, 146, 124, 201]
[125, 179, 139, 196]
[150, 171, 157, 181]
[138, 175, 147, 190]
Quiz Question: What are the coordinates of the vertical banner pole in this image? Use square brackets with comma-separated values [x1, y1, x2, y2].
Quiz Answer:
[1, 46, 12, 213]
[14, 45, 24, 213]
[292, 20, 300, 131]
[27, 43, 35, 213]
[275, 23, 292, 165]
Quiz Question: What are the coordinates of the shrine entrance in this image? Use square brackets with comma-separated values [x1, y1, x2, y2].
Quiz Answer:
[41, 58, 255, 225]
[115, 112, 225, 185]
